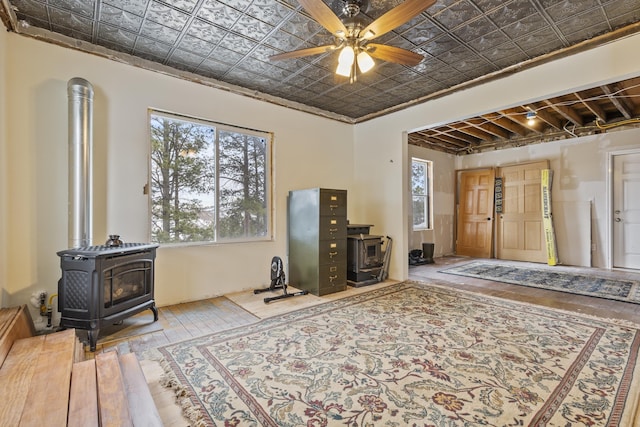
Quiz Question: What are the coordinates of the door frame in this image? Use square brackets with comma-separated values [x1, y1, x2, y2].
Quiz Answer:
[606, 147, 640, 269]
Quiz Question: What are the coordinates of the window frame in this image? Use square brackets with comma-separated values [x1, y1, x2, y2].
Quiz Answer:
[148, 109, 273, 246]
[411, 157, 433, 231]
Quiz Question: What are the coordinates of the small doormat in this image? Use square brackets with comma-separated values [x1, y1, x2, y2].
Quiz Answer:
[441, 261, 640, 304]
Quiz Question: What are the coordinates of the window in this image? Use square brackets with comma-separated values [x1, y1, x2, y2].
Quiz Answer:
[149, 111, 271, 244]
[411, 158, 432, 230]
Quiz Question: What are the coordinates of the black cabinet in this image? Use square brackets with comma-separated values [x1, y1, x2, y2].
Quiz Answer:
[288, 188, 347, 296]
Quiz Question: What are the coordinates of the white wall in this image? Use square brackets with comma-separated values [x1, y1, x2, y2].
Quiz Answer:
[353, 32, 640, 280]
[3, 34, 354, 321]
[407, 145, 455, 258]
[0, 27, 8, 308]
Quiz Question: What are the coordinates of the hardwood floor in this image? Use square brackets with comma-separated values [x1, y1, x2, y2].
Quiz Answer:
[88, 256, 640, 426]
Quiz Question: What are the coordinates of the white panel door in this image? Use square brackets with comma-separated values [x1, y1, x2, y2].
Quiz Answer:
[613, 152, 640, 269]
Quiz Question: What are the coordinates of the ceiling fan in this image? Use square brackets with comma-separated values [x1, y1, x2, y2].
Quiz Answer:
[269, 0, 436, 83]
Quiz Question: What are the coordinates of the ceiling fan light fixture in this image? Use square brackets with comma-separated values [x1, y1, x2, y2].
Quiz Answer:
[357, 50, 374, 73]
[336, 45, 355, 76]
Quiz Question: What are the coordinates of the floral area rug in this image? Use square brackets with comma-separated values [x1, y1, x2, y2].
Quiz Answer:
[158, 282, 640, 426]
[441, 261, 640, 304]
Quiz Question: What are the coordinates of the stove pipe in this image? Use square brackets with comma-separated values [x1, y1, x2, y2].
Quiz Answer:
[67, 78, 94, 248]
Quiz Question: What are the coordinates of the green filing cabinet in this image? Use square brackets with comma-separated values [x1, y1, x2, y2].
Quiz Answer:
[288, 188, 347, 296]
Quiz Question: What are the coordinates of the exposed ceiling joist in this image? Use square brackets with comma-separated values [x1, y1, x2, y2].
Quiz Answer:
[411, 76, 640, 155]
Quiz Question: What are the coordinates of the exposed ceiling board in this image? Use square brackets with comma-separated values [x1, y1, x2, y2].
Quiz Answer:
[1, 0, 640, 152]
[409, 76, 640, 154]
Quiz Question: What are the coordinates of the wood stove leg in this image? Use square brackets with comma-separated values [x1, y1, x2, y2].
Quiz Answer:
[88, 328, 99, 352]
[150, 304, 158, 322]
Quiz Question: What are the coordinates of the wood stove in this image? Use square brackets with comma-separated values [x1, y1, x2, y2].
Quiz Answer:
[57, 243, 159, 351]
[347, 224, 384, 286]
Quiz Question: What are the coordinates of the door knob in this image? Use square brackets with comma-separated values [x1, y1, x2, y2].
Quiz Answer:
[615, 218, 622, 222]
[615, 210, 621, 214]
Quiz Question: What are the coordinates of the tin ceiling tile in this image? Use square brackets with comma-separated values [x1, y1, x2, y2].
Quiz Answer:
[487, 0, 539, 28]
[422, 34, 460, 56]
[98, 39, 133, 54]
[501, 12, 548, 39]
[245, 0, 293, 26]
[49, 8, 94, 34]
[97, 23, 137, 48]
[198, 57, 232, 76]
[400, 20, 444, 45]
[280, 9, 324, 35]
[104, 0, 148, 17]
[186, 18, 227, 43]
[605, 0, 640, 19]
[563, 23, 611, 44]
[217, 32, 258, 54]
[99, 4, 143, 32]
[558, 13, 610, 39]
[433, 0, 483, 30]
[49, 0, 95, 18]
[608, 9, 640, 27]
[544, 0, 600, 21]
[168, 49, 205, 69]
[515, 27, 563, 53]
[178, 34, 215, 56]
[197, 0, 243, 28]
[210, 45, 246, 64]
[140, 19, 181, 44]
[232, 14, 274, 40]
[11, 0, 47, 19]
[467, 29, 511, 52]
[454, 16, 498, 41]
[52, 23, 93, 41]
[147, 1, 190, 30]
[134, 36, 172, 58]
[480, 41, 523, 61]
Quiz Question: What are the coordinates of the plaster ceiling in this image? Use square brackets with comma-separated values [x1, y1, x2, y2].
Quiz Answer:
[2, 0, 640, 153]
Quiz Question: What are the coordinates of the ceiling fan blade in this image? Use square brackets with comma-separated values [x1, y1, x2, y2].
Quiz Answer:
[297, 0, 348, 36]
[269, 45, 337, 61]
[360, 0, 436, 40]
[366, 43, 424, 66]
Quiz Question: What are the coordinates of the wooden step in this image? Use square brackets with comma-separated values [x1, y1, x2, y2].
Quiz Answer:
[0, 328, 78, 426]
[0, 335, 45, 426]
[0, 305, 35, 369]
[95, 351, 134, 427]
[68, 359, 99, 427]
[20, 329, 78, 426]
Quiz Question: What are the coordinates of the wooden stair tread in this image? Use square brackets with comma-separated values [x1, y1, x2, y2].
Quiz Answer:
[19, 328, 78, 426]
[0, 307, 20, 338]
[0, 335, 45, 426]
[0, 305, 35, 369]
[69, 359, 99, 427]
[96, 351, 133, 427]
[119, 352, 163, 427]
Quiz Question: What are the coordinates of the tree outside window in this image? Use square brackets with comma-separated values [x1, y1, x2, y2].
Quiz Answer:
[412, 158, 432, 230]
[149, 111, 271, 244]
